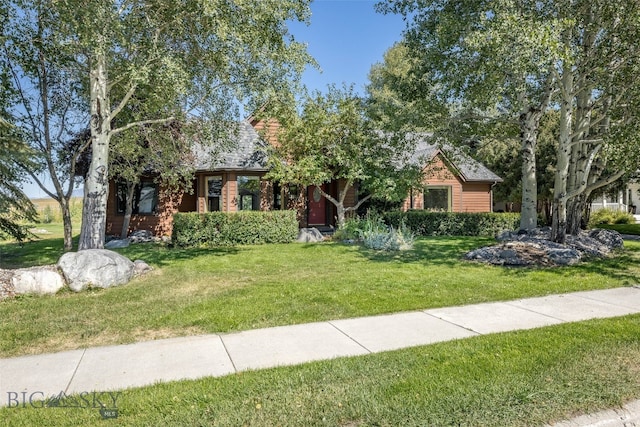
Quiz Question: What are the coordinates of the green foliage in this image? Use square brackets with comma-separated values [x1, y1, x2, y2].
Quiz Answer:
[0, 119, 36, 241]
[334, 214, 415, 251]
[385, 211, 520, 237]
[595, 223, 640, 235]
[172, 211, 298, 247]
[361, 221, 415, 251]
[332, 217, 369, 241]
[588, 209, 636, 227]
[265, 85, 423, 227]
[40, 205, 53, 224]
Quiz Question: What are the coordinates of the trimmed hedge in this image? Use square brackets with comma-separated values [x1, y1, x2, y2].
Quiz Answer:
[172, 210, 299, 247]
[384, 210, 520, 237]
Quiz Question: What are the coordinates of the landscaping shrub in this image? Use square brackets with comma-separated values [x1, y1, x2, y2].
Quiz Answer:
[332, 217, 368, 241]
[384, 210, 520, 237]
[334, 213, 415, 251]
[172, 210, 299, 247]
[588, 208, 636, 227]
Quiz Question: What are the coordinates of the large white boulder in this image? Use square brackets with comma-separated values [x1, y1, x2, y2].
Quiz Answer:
[11, 266, 66, 295]
[58, 249, 135, 292]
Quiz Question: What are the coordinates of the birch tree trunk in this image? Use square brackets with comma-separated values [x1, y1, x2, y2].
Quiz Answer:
[566, 193, 587, 235]
[551, 65, 574, 244]
[79, 52, 111, 250]
[519, 107, 542, 231]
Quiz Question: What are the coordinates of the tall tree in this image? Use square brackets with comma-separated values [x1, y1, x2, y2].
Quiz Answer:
[1, 0, 88, 250]
[266, 86, 421, 228]
[377, 0, 561, 231]
[549, 0, 640, 241]
[3, 0, 313, 250]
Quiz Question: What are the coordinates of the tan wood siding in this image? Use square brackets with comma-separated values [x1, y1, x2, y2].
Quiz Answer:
[401, 154, 494, 213]
[461, 182, 492, 212]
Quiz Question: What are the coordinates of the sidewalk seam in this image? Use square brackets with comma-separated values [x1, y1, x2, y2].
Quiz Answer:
[64, 348, 86, 394]
[502, 301, 568, 323]
[422, 310, 486, 335]
[218, 335, 239, 374]
[571, 287, 640, 311]
[327, 321, 373, 354]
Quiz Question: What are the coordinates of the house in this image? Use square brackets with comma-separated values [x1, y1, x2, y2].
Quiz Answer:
[105, 124, 502, 237]
[401, 136, 503, 213]
[590, 179, 640, 220]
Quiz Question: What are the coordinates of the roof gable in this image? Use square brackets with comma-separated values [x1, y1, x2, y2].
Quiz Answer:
[408, 134, 503, 183]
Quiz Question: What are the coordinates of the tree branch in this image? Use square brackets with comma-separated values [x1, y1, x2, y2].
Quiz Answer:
[110, 116, 176, 136]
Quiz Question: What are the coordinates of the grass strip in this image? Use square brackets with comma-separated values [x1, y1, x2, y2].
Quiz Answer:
[2, 315, 639, 426]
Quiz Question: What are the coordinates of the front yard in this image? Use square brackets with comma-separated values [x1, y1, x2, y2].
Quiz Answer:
[1, 229, 639, 357]
[1, 229, 640, 425]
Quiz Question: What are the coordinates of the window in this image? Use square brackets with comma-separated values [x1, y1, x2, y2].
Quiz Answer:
[273, 182, 282, 210]
[207, 176, 222, 211]
[288, 184, 299, 200]
[424, 186, 451, 211]
[115, 181, 158, 215]
[237, 176, 260, 210]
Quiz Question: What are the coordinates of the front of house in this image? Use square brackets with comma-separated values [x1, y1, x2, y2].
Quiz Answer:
[105, 122, 502, 237]
[401, 137, 502, 213]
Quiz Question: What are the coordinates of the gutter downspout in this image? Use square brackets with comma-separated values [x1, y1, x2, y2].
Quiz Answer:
[490, 181, 498, 213]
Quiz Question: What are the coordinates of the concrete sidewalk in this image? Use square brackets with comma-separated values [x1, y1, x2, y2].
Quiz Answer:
[1, 286, 640, 421]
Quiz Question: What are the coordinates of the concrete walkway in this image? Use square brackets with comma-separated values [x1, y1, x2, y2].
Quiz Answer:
[1, 286, 640, 424]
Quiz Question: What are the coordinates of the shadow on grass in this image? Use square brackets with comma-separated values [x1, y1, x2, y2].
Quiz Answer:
[350, 236, 640, 285]
[0, 236, 242, 269]
[481, 240, 640, 284]
[351, 236, 496, 267]
[115, 244, 241, 267]
[0, 235, 79, 269]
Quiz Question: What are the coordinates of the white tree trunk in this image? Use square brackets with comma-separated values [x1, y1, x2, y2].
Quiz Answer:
[551, 65, 574, 243]
[519, 108, 540, 231]
[79, 52, 111, 250]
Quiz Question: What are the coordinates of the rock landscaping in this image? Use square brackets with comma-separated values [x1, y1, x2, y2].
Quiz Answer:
[0, 248, 153, 300]
[465, 227, 624, 266]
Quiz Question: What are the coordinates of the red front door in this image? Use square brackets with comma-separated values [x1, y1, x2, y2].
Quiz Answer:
[307, 185, 326, 225]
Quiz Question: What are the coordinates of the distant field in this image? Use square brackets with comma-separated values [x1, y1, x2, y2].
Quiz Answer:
[30, 196, 83, 223]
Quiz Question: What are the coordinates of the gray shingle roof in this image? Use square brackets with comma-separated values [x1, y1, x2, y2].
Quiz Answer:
[192, 121, 268, 172]
[408, 133, 503, 183]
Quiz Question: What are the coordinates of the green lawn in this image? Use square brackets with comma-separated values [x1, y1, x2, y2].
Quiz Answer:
[1, 230, 639, 357]
[596, 223, 640, 235]
[2, 315, 639, 426]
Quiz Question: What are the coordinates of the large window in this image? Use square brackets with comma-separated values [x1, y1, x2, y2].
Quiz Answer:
[237, 176, 260, 210]
[116, 181, 159, 215]
[424, 186, 451, 211]
[207, 176, 222, 211]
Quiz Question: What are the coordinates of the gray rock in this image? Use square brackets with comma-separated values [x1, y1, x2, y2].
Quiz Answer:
[11, 266, 66, 295]
[546, 247, 581, 265]
[588, 228, 624, 250]
[133, 260, 153, 276]
[58, 249, 135, 292]
[467, 227, 622, 267]
[104, 238, 130, 249]
[130, 229, 153, 239]
[296, 227, 325, 243]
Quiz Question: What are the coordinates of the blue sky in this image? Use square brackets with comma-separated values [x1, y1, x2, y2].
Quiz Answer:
[23, 0, 407, 199]
[289, 0, 407, 94]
